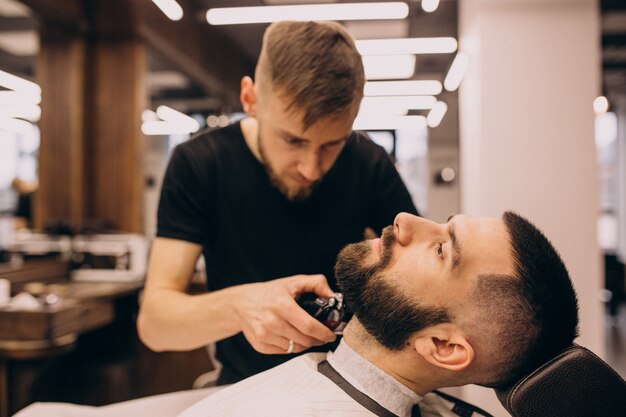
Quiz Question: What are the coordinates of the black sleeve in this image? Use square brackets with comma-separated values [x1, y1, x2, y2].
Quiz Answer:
[156, 145, 212, 245]
[368, 148, 419, 234]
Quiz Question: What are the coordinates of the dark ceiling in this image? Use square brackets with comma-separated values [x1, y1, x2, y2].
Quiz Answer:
[193, 0, 457, 74]
[142, 0, 459, 114]
[602, 0, 626, 99]
[0, 0, 624, 113]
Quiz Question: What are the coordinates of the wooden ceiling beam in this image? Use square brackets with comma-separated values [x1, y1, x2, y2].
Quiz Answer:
[131, 0, 253, 108]
[19, 0, 89, 37]
[19, 0, 252, 106]
[0, 16, 37, 31]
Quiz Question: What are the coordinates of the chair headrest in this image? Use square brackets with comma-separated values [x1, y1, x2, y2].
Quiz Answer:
[495, 345, 626, 417]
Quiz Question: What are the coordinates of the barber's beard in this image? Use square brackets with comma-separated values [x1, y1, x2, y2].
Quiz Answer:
[257, 132, 320, 202]
[335, 226, 451, 350]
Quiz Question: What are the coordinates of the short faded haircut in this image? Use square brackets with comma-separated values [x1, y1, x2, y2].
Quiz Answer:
[255, 20, 365, 130]
[472, 211, 579, 388]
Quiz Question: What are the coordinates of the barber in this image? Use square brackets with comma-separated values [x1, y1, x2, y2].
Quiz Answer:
[137, 20, 418, 385]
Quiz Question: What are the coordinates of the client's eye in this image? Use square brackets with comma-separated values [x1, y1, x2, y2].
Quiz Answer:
[436, 242, 444, 258]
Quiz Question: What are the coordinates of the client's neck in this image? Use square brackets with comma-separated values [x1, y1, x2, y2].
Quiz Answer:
[342, 319, 438, 396]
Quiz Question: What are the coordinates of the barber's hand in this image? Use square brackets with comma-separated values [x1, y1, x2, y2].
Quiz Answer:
[233, 274, 338, 355]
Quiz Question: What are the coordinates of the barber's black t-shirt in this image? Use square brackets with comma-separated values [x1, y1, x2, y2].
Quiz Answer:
[157, 121, 418, 384]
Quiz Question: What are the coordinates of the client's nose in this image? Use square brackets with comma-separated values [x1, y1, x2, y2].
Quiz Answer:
[393, 212, 438, 246]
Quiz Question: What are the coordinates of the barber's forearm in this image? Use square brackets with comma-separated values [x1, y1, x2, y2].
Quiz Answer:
[137, 285, 244, 351]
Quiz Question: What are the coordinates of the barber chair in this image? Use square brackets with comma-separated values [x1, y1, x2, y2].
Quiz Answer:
[494, 345, 626, 417]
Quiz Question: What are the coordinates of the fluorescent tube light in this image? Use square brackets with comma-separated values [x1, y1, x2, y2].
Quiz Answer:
[353, 115, 427, 131]
[151, 0, 183, 21]
[142, 110, 158, 122]
[427, 101, 447, 128]
[0, 90, 41, 105]
[142, 121, 195, 136]
[358, 96, 437, 116]
[0, 117, 34, 135]
[264, 0, 337, 3]
[0, 69, 41, 101]
[364, 80, 442, 96]
[421, 0, 440, 13]
[595, 112, 617, 148]
[142, 106, 200, 135]
[0, 103, 41, 122]
[362, 55, 415, 80]
[156, 105, 200, 132]
[206, 2, 409, 25]
[0, 31, 39, 56]
[356, 37, 457, 55]
[444, 52, 468, 92]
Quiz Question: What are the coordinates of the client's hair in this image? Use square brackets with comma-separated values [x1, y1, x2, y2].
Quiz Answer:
[473, 211, 579, 387]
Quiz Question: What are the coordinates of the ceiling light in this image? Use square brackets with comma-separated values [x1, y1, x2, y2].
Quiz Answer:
[156, 105, 200, 132]
[142, 110, 158, 122]
[353, 115, 427, 131]
[264, 0, 337, 3]
[0, 69, 41, 101]
[441, 167, 456, 182]
[345, 20, 409, 40]
[444, 52, 468, 92]
[142, 121, 195, 136]
[151, 0, 183, 21]
[362, 55, 415, 80]
[421, 0, 440, 13]
[148, 71, 189, 91]
[207, 115, 219, 128]
[0, 0, 30, 17]
[427, 101, 447, 128]
[217, 115, 230, 127]
[595, 112, 617, 148]
[0, 117, 34, 135]
[593, 96, 609, 114]
[142, 106, 200, 135]
[0, 103, 41, 122]
[364, 80, 442, 96]
[356, 37, 457, 55]
[0, 90, 41, 105]
[0, 31, 39, 56]
[206, 2, 409, 25]
[358, 96, 437, 116]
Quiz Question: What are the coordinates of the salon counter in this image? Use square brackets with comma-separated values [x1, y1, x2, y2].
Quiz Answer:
[0, 261, 212, 417]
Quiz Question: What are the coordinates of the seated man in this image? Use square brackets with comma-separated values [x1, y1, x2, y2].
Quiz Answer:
[178, 211, 579, 417]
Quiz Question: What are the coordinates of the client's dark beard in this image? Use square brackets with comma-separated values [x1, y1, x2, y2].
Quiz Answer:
[335, 226, 450, 350]
[258, 132, 320, 202]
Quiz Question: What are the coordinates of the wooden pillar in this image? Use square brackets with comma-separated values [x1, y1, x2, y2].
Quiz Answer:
[35, 35, 87, 231]
[0, 359, 7, 417]
[29, 0, 248, 234]
[35, 32, 146, 233]
[87, 39, 146, 233]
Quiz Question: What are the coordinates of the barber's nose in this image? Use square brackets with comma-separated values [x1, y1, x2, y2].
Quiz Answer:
[298, 151, 322, 181]
[393, 212, 439, 246]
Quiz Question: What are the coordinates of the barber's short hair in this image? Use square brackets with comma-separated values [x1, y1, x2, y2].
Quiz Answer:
[474, 211, 579, 388]
[256, 20, 365, 130]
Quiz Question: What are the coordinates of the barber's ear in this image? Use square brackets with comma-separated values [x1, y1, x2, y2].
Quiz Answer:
[240, 76, 257, 117]
[413, 326, 474, 372]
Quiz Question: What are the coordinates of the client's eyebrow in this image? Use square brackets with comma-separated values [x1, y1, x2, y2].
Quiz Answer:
[447, 215, 463, 276]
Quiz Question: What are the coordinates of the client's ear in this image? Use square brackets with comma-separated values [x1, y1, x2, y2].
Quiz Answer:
[413, 325, 475, 372]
